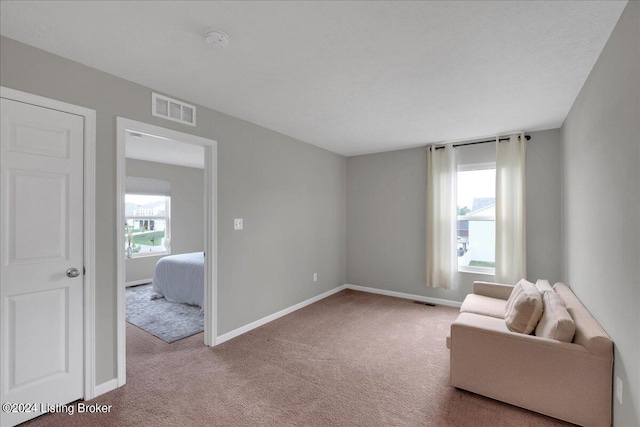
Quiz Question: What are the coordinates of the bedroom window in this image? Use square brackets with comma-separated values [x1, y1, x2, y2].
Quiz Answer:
[125, 194, 171, 258]
[457, 165, 495, 274]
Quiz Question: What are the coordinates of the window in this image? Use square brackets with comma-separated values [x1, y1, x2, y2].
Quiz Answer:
[457, 166, 495, 274]
[125, 194, 170, 257]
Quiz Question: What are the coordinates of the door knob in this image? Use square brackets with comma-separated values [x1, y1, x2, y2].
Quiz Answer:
[66, 268, 80, 278]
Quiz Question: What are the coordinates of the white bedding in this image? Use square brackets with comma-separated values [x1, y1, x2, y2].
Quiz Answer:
[152, 252, 204, 309]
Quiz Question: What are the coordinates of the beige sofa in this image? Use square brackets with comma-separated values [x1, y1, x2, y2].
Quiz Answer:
[446, 281, 613, 427]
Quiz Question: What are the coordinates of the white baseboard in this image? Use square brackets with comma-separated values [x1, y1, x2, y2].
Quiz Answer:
[216, 285, 347, 345]
[215, 283, 461, 345]
[126, 278, 153, 287]
[345, 284, 462, 308]
[94, 378, 118, 398]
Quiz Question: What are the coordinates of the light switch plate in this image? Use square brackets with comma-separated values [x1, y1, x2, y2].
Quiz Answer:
[234, 218, 243, 230]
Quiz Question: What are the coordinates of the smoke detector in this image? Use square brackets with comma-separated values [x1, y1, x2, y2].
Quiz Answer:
[205, 30, 229, 50]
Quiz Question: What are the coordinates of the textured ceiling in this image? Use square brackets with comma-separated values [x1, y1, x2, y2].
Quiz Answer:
[0, 1, 627, 156]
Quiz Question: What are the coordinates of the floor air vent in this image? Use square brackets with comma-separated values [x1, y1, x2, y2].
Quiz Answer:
[414, 301, 436, 307]
[152, 93, 196, 126]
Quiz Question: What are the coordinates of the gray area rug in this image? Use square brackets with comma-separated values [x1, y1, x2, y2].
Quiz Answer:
[126, 284, 203, 343]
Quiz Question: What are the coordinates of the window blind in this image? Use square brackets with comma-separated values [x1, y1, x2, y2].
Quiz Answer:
[125, 177, 170, 196]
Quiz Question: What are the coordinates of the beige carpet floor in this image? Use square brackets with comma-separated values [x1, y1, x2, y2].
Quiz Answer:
[25, 289, 572, 426]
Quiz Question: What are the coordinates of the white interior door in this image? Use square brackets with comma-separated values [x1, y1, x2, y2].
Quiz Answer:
[1, 98, 84, 426]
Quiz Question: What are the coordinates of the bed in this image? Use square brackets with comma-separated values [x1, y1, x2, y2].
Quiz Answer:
[152, 252, 205, 309]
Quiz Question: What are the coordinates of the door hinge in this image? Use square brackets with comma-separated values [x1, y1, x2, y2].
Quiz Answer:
[203, 251, 206, 258]
[83, 267, 86, 276]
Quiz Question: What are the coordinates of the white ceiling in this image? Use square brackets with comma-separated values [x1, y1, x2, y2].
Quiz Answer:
[0, 1, 627, 156]
[126, 132, 204, 169]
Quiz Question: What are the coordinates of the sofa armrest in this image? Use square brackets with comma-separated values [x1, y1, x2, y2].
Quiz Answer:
[472, 281, 514, 300]
[450, 313, 612, 426]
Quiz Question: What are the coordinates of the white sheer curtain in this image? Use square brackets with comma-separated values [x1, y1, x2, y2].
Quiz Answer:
[495, 133, 526, 283]
[426, 145, 458, 289]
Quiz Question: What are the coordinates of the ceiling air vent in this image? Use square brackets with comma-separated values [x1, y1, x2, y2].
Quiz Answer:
[152, 93, 196, 126]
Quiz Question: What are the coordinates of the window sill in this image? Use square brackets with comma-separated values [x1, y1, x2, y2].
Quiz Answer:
[126, 252, 170, 260]
[458, 266, 495, 276]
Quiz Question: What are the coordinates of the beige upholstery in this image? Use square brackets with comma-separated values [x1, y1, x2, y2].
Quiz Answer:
[553, 282, 612, 358]
[504, 279, 543, 334]
[448, 281, 613, 427]
[535, 279, 554, 294]
[472, 281, 514, 300]
[460, 294, 507, 319]
[535, 291, 575, 342]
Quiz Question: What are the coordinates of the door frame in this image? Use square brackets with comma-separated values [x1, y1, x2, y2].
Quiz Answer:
[115, 117, 218, 387]
[0, 86, 97, 400]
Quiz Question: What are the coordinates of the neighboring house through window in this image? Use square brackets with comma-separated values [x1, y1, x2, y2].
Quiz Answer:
[456, 165, 496, 274]
[125, 193, 171, 257]
[125, 176, 171, 258]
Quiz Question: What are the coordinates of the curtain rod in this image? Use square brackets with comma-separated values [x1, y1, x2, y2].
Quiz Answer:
[432, 134, 531, 150]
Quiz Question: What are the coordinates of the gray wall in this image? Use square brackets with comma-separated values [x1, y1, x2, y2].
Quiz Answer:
[0, 36, 347, 385]
[346, 128, 562, 303]
[3, 7, 637, 423]
[561, 2, 639, 426]
[125, 159, 205, 284]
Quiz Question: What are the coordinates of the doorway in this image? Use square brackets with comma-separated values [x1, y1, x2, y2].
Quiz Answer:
[116, 118, 217, 387]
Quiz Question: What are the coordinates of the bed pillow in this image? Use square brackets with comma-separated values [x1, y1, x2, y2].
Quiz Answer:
[535, 291, 575, 342]
[504, 279, 543, 334]
[535, 279, 554, 294]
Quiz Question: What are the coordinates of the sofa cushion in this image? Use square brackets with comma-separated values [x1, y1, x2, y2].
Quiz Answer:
[535, 279, 553, 294]
[504, 279, 543, 334]
[535, 291, 575, 342]
[460, 294, 507, 319]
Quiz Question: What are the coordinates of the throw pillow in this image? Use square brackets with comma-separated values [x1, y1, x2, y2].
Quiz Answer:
[535, 291, 576, 342]
[535, 279, 554, 294]
[504, 279, 543, 334]
[504, 278, 527, 315]
[504, 279, 522, 315]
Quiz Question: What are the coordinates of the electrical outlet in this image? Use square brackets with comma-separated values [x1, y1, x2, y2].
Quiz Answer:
[313, 272, 318, 282]
[234, 218, 243, 230]
[616, 376, 623, 404]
